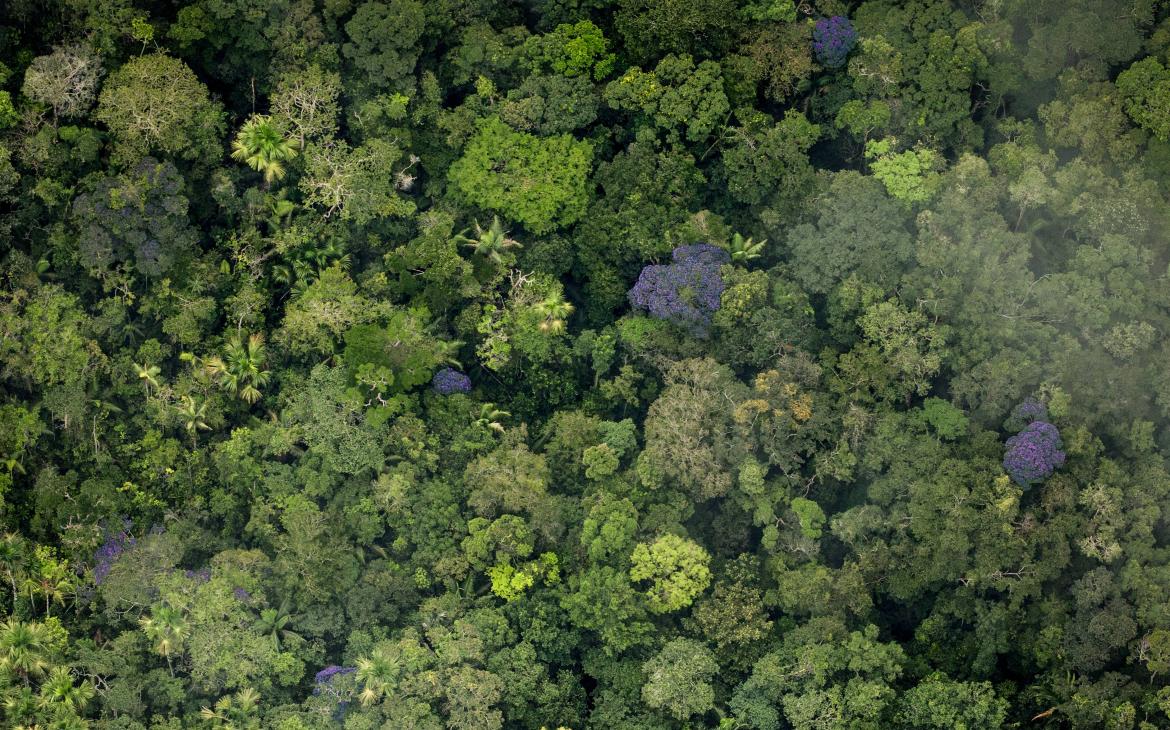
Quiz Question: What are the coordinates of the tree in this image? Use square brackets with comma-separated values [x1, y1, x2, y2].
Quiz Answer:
[895, 673, 1008, 729]
[604, 54, 730, 144]
[36, 665, 95, 715]
[640, 357, 745, 500]
[1116, 57, 1170, 142]
[500, 73, 599, 135]
[448, 116, 593, 235]
[1002, 421, 1066, 487]
[72, 157, 198, 277]
[786, 171, 914, 294]
[642, 638, 718, 720]
[300, 139, 416, 224]
[627, 244, 729, 336]
[21, 44, 103, 122]
[722, 110, 820, 218]
[253, 600, 301, 651]
[561, 567, 653, 654]
[615, 0, 741, 63]
[629, 534, 711, 614]
[231, 115, 299, 184]
[342, 0, 426, 92]
[531, 291, 574, 334]
[731, 620, 904, 730]
[524, 20, 616, 80]
[813, 17, 858, 68]
[199, 687, 261, 729]
[203, 333, 271, 404]
[95, 53, 225, 165]
[176, 396, 212, 446]
[270, 64, 341, 147]
[865, 138, 942, 204]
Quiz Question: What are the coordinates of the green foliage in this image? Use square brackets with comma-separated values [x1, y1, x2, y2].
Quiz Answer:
[616, 0, 741, 62]
[231, 115, 299, 184]
[723, 109, 820, 215]
[641, 638, 718, 720]
[629, 534, 712, 613]
[524, 20, 617, 80]
[604, 54, 730, 144]
[448, 116, 593, 234]
[95, 54, 225, 166]
[1116, 57, 1170, 141]
[4, 2, 1170, 728]
[786, 171, 914, 294]
[865, 137, 942, 204]
[300, 138, 416, 224]
[342, 0, 426, 92]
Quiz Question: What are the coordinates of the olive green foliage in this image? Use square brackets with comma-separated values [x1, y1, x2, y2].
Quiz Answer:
[3, 1, 1170, 728]
[604, 54, 730, 143]
[95, 54, 225, 165]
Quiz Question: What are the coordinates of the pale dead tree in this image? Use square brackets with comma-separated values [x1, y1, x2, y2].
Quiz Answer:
[22, 44, 104, 124]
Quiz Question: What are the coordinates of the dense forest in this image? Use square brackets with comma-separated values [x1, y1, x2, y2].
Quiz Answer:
[3, 0, 1170, 727]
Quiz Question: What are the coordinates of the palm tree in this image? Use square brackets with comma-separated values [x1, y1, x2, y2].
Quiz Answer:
[532, 292, 575, 334]
[231, 115, 299, 184]
[139, 604, 189, 677]
[253, 599, 302, 651]
[0, 619, 52, 680]
[176, 396, 212, 446]
[0, 534, 24, 612]
[22, 549, 75, 616]
[37, 666, 94, 714]
[355, 646, 403, 706]
[474, 403, 510, 434]
[729, 232, 766, 263]
[200, 687, 261, 729]
[3, 685, 38, 726]
[204, 334, 270, 404]
[133, 362, 161, 396]
[453, 216, 522, 264]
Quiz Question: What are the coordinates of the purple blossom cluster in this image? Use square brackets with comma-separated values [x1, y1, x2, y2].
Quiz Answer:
[93, 520, 136, 586]
[314, 665, 357, 711]
[1003, 421, 1066, 487]
[233, 587, 252, 602]
[813, 16, 857, 68]
[183, 567, 212, 583]
[627, 244, 729, 336]
[314, 665, 357, 686]
[432, 367, 472, 395]
[1005, 397, 1048, 433]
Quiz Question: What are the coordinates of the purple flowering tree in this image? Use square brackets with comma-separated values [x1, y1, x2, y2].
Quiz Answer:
[432, 367, 472, 395]
[93, 519, 137, 585]
[628, 244, 729, 336]
[813, 16, 858, 68]
[314, 665, 357, 720]
[1003, 421, 1066, 487]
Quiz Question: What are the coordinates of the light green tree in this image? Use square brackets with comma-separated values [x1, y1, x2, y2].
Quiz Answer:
[629, 534, 712, 613]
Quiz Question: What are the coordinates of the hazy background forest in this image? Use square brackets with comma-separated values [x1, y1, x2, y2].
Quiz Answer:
[2, 0, 1170, 728]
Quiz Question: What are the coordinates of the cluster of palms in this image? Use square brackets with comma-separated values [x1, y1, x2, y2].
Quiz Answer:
[139, 334, 270, 447]
[0, 535, 74, 618]
[0, 619, 94, 728]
